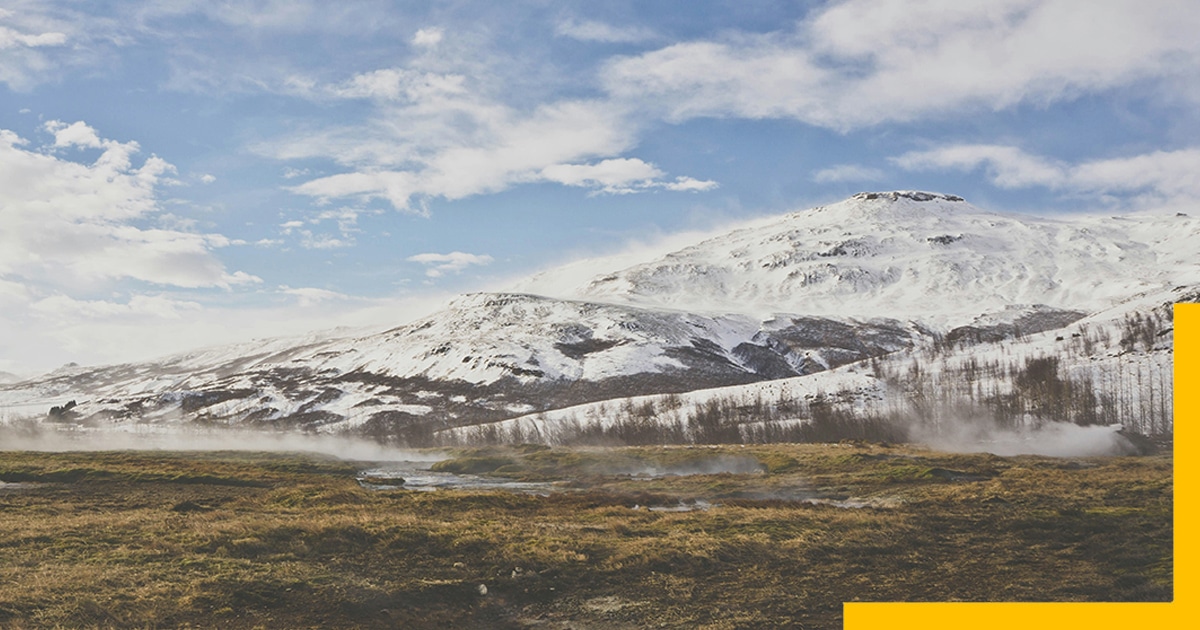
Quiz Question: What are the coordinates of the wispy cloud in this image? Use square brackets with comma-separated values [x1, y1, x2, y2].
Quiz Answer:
[555, 19, 657, 44]
[602, 0, 1200, 130]
[268, 67, 713, 211]
[893, 144, 1200, 207]
[540, 158, 716, 194]
[281, 286, 349, 307]
[31, 294, 203, 321]
[0, 3, 78, 90]
[811, 164, 887, 184]
[407, 251, 494, 277]
[412, 27, 443, 47]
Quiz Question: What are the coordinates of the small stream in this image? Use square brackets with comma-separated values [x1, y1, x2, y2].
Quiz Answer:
[353, 459, 895, 511]
[356, 462, 558, 494]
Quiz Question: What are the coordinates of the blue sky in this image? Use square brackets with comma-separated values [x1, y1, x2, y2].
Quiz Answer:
[2, 0, 1200, 375]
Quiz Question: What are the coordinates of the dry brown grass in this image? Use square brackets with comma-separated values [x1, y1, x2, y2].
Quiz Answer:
[0, 444, 1172, 629]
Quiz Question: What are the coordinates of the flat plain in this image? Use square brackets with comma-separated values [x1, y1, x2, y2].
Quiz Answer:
[0, 444, 1172, 629]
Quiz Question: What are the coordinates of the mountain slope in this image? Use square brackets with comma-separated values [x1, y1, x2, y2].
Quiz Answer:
[3, 191, 1195, 444]
[1, 293, 923, 435]
[523, 191, 1200, 326]
[454, 283, 1186, 450]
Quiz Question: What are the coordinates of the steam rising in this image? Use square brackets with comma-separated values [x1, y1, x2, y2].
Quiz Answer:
[911, 420, 1141, 457]
[0, 425, 441, 462]
[589, 454, 765, 477]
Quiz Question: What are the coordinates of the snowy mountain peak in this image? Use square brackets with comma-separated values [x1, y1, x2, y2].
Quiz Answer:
[851, 191, 965, 203]
[523, 192, 1200, 325]
[794, 190, 973, 223]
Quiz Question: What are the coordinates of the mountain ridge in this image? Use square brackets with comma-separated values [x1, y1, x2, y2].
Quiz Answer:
[2, 191, 1195, 444]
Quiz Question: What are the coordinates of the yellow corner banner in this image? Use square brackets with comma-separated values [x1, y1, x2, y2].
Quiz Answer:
[844, 303, 1193, 629]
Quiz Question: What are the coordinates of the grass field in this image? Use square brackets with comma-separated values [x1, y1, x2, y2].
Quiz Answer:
[0, 443, 1172, 629]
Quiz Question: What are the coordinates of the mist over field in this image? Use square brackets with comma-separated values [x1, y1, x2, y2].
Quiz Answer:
[0, 425, 439, 463]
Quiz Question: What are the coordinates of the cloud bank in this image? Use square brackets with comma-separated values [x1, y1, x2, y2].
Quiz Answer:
[894, 144, 1200, 207]
[602, 0, 1200, 130]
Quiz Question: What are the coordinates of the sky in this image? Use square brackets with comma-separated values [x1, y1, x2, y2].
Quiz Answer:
[2, 0, 1200, 376]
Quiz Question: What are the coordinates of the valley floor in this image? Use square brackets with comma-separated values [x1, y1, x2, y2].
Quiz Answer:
[0, 444, 1173, 629]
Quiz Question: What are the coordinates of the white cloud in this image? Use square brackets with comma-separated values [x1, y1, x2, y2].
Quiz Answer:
[412, 27, 443, 47]
[0, 25, 67, 48]
[0, 8, 69, 89]
[1069, 150, 1200, 199]
[0, 2, 117, 91]
[407, 251, 494, 277]
[326, 68, 467, 102]
[300, 232, 352, 249]
[132, 0, 336, 32]
[602, 0, 1200, 130]
[46, 120, 103, 148]
[892, 145, 1063, 188]
[812, 164, 887, 184]
[281, 286, 348, 307]
[893, 143, 1200, 206]
[31, 294, 203, 321]
[268, 66, 716, 210]
[662, 176, 719, 192]
[314, 207, 361, 230]
[541, 159, 718, 194]
[200, 173, 216, 184]
[541, 158, 663, 192]
[278, 206, 362, 248]
[555, 19, 657, 44]
[0, 123, 256, 291]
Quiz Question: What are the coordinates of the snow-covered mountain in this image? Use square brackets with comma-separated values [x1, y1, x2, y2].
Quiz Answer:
[446, 283, 1186, 450]
[521, 191, 1200, 326]
[2, 191, 1196, 444]
[0, 292, 923, 435]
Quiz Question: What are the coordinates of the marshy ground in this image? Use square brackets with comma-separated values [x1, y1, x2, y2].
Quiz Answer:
[0, 443, 1173, 628]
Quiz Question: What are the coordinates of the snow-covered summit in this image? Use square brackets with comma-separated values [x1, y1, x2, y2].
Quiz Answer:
[803, 190, 967, 220]
[516, 191, 1200, 328]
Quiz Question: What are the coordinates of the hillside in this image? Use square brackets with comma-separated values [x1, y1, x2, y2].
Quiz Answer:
[2, 191, 1194, 449]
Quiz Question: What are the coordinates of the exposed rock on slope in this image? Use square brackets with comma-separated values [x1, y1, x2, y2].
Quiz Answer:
[3, 191, 1196, 442]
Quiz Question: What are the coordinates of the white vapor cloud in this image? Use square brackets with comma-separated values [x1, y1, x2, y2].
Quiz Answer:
[661, 176, 719, 192]
[555, 19, 657, 44]
[31, 294, 203, 321]
[46, 120, 102, 148]
[893, 144, 1200, 206]
[0, 5, 70, 90]
[602, 0, 1200, 130]
[281, 286, 349, 307]
[269, 66, 714, 211]
[407, 251, 494, 277]
[412, 27, 443, 47]
[539, 158, 716, 195]
[258, 1, 1200, 214]
[0, 123, 255, 290]
[325, 67, 467, 102]
[541, 157, 664, 188]
[278, 206, 362, 249]
[812, 164, 887, 184]
[892, 145, 1065, 188]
